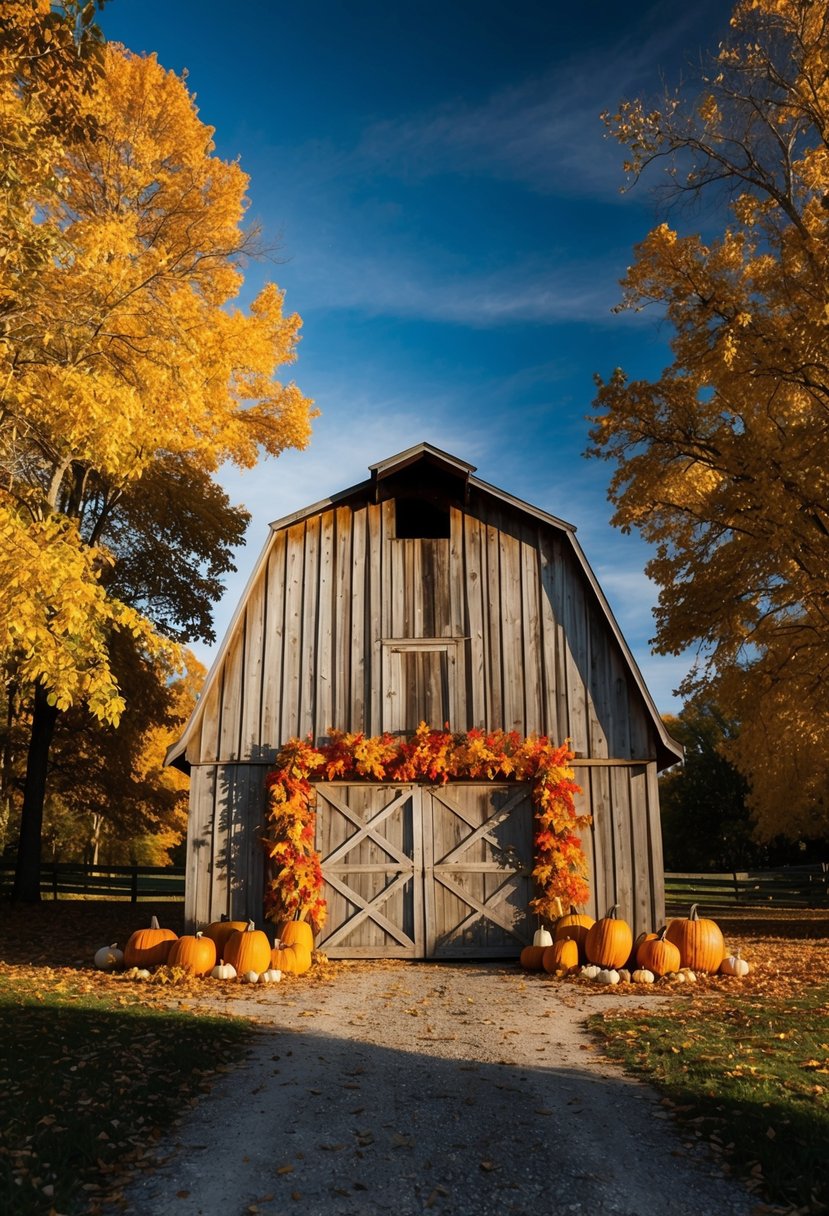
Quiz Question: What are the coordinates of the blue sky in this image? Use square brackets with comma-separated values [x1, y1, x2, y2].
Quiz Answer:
[102, 0, 730, 713]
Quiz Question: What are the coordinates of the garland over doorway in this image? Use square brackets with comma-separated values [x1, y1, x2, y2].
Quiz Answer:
[263, 724, 590, 934]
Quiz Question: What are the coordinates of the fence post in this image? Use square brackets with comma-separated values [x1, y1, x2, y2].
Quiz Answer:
[732, 871, 740, 904]
[131, 866, 138, 903]
[51, 864, 58, 900]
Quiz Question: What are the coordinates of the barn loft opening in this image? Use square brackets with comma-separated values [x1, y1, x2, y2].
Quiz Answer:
[394, 496, 451, 539]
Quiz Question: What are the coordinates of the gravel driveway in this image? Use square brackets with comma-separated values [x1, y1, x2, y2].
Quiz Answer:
[122, 962, 758, 1216]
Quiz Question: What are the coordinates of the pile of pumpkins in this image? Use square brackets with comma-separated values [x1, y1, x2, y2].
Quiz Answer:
[94, 914, 315, 985]
[520, 903, 750, 985]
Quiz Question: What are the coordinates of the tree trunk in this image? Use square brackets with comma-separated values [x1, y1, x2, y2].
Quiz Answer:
[12, 682, 59, 902]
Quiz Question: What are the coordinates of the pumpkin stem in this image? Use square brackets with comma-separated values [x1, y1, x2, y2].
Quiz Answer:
[689, 903, 700, 920]
[245, 919, 256, 931]
[606, 904, 619, 919]
[656, 926, 668, 941]
[149, 915, 160, 930]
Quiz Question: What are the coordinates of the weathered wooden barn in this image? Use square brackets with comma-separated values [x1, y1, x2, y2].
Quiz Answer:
[167, 443, 681, 956]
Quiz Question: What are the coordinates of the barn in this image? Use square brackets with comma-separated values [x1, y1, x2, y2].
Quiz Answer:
[167, 442, 682, 956]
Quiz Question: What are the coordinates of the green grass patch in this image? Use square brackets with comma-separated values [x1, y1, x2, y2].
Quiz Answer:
[590, 987, 829, 1213]
[0, 970, 252, 1215]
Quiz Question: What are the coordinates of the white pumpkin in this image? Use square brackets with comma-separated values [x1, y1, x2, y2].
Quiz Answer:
[720, 951, 750, 978]
[258, 968, 282, 984]
[533, 927, 554, 948]
[632, 968, 655, 984]
[241, 970, 260, 984]
[580, 964, 601, 980]
[617, 968, 631, 984]
[210, 961, 237, 980]
[679, 968, 697, 983]
[596, 968, 620, 985]
[94, 943, 124, 971]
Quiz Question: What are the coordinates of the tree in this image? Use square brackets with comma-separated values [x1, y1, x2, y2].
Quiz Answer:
[589, 0, 829, 841]
[1, 18, 315, 898]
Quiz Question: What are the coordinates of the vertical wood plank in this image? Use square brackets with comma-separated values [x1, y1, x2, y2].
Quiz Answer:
[520, 535, 543, 735]
[645, 762, 666, 928]
[315, 510, 336, 739]
[350, 508, 367, 731]
[260, 530, 287, 752]
[184, 766, 216, 931]
[195, 678, 222, 765]
[299, 514, 320, 739]
[281, 522, 305, 742]
[628, 764, 652, 939]
[219, 633, 244, 762]
[333, 507, 353, 732]
[240, 570, 266, 760]
[537, 529, 560, 741]
[610, 764, 634, 923]
[499, 528, 524, 733]
[485, 524, 503, 727]
[367, 503, 383, 735]
[463, 514, 486, 728]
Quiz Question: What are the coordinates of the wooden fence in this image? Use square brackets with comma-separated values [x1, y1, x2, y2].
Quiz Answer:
[0, 862, 185, 902]
[665, 864, 829, 914]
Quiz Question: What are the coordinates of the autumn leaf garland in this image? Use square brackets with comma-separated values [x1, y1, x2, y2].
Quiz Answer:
[263, 724, 590, 931]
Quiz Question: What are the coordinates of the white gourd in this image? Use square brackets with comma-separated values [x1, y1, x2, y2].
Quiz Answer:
[242, 970, 259, 984]
[720, 951, 750, 977]
[581, 964, 601, 980]
[679, 968, 697, 983]
[94, 943, 124, 971]
[596, 968, 620, 985]
[211, 962, 237, 980]
[258, 968, 282, 984]
[617, 968, 631, 984]
[533, 928, 553, 948]
[632, 968, 655, 984]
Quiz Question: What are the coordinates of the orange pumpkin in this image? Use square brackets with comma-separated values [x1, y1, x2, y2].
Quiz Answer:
[584, 905, 633, 970]
[519, 945, 546, 970]
[204, 917, 249, 962]
[665, 904, 724, 974]
[123, 915, 177, 968]
[554, 906, 595, 959]
[276, 919, 314, 953]
[542, 937, 579, 973]
[224, 920, 272, 975]
[168, 932, 217, 977]
[635, 927, 680, 977]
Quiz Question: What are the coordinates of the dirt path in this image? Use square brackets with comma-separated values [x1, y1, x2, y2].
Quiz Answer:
[122, 963, 758, 1216]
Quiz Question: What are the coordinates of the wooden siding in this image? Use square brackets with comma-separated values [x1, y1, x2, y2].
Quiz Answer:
[185, 500, 658, 767]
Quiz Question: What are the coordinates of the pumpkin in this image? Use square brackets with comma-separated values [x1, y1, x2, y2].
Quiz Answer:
[224, 920, 272, 975]
[533, 927, 554, 948]
[580, 964, 601, 979]
[632, 967, 655, 984]
[679, 968, 697, 983]
[542, 938, 579, 973]
[720, 951, 750, 977]
[519, 945, 546, 970]
[276, 919, 315, 954]
[123, 915, 177, 968]
[666, 904, 725, 973]
[204, 916, 249, 961]
[271, 943, 298, 973]
[288, 942, 312, 975]
[584, 905, 633, 970]
[636, 927, 681, 977]
[241, 970, 260, 984]
[168, 931, 216, 977]
[554, 906, 595, 957]
[210, 961, 237, 980]
[258, 968, 282, 984]
[617, 968, 631, 984]
[94, 943, 124, 971]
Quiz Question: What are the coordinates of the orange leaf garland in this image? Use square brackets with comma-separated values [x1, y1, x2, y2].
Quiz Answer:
[263, 725, 589, 933]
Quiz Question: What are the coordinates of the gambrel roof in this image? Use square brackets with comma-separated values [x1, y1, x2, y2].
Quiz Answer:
[167, 442, 682, 770]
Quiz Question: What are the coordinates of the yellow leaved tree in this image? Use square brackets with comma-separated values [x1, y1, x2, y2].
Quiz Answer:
[589, 0, 829, 840]
[1, 9, 314, 898]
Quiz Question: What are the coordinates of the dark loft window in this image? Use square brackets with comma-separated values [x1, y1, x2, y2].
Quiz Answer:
[395, 497, 451, 539]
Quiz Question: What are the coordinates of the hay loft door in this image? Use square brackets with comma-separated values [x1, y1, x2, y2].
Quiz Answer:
[314, 782, 534, 959]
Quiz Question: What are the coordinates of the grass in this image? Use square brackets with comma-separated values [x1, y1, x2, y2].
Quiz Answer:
[0, 967, 252, 1216]
[590, 985, 829, 1214]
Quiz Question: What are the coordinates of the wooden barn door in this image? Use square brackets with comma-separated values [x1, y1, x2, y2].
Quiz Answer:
[423, 784, 534, 958]
[314, 782, 533, 959]
[314, 784, 423, 958]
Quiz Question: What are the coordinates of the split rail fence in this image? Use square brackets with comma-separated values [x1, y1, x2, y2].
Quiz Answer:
[664, 864, 829, 915]
[0, 862, 185, 902]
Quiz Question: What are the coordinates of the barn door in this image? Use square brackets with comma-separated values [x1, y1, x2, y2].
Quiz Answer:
[314, 784, 423, 958]
[314, 781, 534, 959]
[423, 784, 534, 958]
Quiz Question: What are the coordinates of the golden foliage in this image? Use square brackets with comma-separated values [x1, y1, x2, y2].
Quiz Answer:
[0, 29, 314, 722]
[591, 0, 829, 838]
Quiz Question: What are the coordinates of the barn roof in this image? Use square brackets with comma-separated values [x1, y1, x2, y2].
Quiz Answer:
[166, 443, 682, 770]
